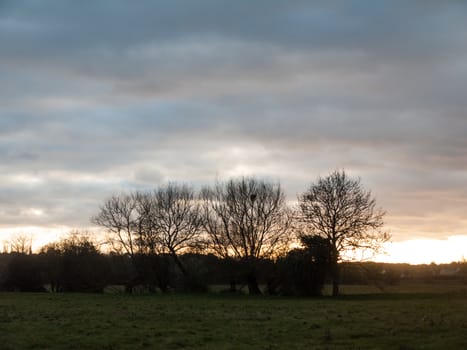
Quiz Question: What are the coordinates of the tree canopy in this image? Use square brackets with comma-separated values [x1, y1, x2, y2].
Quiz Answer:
[298, 170, 389, 296]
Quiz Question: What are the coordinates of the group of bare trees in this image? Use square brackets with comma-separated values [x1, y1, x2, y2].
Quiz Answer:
[92, 185, 201, 279]
[93, 171, 388, 296]
[2, 234, 33, 254]
[92, 179, 291, 294]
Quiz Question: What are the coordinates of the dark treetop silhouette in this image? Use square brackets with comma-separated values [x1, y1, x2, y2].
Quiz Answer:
[298, 170, 389, 296]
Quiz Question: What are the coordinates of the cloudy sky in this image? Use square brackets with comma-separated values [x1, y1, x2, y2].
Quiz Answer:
[1, 1, 467, 261]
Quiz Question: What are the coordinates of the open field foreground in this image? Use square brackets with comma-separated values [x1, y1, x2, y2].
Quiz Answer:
[1, 292, 467, 349]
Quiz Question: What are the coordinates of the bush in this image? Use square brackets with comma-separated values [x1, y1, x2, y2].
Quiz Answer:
[40, 233, 110, 292]
[1, 253, 45, 292]
[275, 235, 331, 296]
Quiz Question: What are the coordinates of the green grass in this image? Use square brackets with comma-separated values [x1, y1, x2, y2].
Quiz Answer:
[322, 281, 467, 295]
[1, 291, 467, 349]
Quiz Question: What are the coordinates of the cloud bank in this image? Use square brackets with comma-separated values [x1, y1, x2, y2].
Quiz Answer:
[1, 1, 467, 243]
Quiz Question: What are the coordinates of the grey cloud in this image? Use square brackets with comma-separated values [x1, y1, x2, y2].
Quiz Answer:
[2, 1, 465, 52]
[1, 1, 467, 243]
[2, 1, 467, 78]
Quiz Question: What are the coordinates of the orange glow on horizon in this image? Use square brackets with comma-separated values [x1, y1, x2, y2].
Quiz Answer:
[373, 236, 467, 265]
[1, 227, 466, 265]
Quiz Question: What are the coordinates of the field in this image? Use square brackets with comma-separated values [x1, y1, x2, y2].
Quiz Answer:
[1, 287, 467, 349]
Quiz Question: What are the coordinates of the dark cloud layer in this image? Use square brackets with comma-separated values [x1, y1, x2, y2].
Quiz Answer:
[1, 1, 467, 242]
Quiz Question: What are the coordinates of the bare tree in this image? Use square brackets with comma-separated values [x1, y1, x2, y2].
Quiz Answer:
[93, 184, 202, 287]
[8, 233, 33, 254]
[201, 177, 292, 294]
[298, 170, 389, 296]
[155, 183, 202, 275]
[92, 194, 144, 258]
[92, 193, 152, 291]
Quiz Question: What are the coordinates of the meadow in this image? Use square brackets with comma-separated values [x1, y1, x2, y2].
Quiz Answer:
[1, 285, 467, 349]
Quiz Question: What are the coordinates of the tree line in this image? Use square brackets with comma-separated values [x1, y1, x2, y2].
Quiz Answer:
[0, 170, 388, 297]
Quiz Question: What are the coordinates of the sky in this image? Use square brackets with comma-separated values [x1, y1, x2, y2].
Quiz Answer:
[1, 1, 467, 263]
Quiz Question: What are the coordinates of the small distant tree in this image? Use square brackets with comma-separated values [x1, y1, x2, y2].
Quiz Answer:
[39, 242, 62, 292]
[7, 234, 33, 254]
[201, 177, 292, 294]
[39, 231, 109, 292]
[298, 170, 388, 296]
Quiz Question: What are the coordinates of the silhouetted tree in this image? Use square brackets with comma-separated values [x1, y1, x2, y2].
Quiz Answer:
[1, 253, 44, 292]
[93, 193, 144, 257]
[201, 177, 292, 294]
[39, 232, 109, 292]
[6, 234, 33, 254]
[39, 242, 62, 292]
[92, 193, 153, 290]
[298, 170, 388, 296]
[144, 183, 203, 278]
[275, 235, 331, 296]
[93, 184, 203, 291]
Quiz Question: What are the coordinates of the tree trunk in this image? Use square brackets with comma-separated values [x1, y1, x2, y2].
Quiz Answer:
[229, 278, 237, 293]
[124, 283, 133, 294]
[148, 283, 157, 293]
[171, 251, 190, 278]
[331, 259, 340, 297]
[158, 282, 168, 293]
[247, 270, 262, 295]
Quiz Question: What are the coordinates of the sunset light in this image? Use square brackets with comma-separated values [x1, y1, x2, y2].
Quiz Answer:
[376, 236, 467, 265]
[2, 2, 467, 349]
[0, 0, 466, 277]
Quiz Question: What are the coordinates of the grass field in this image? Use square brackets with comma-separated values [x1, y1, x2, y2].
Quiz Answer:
[322, 280, 467, 295]
[1, 289, 467, 349]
